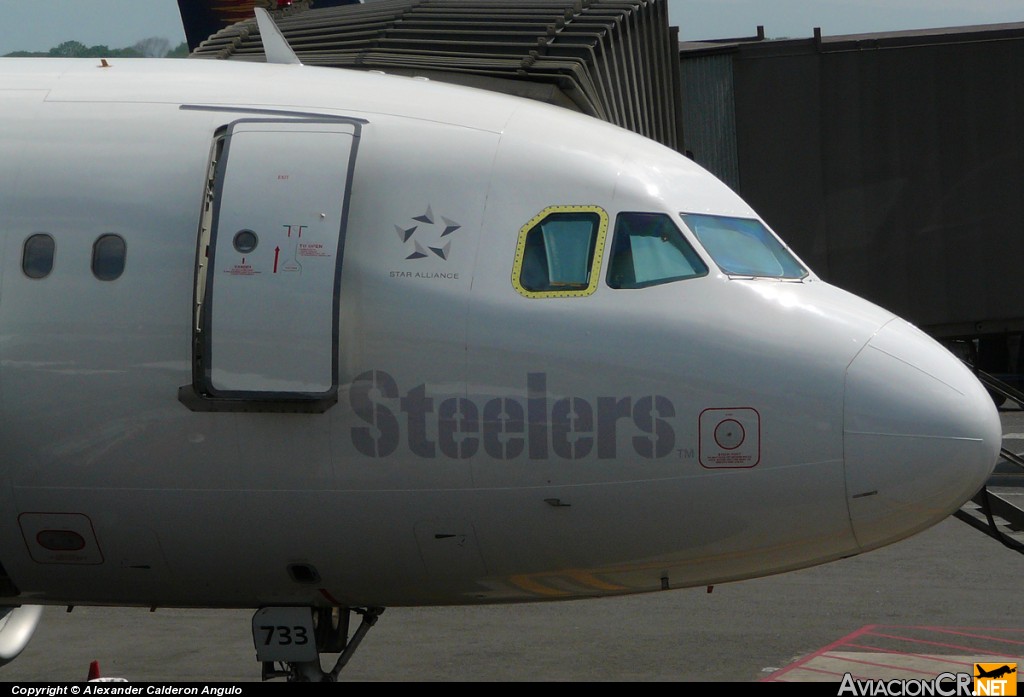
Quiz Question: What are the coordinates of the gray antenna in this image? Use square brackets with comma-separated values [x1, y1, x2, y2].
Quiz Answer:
[254, 7, 301, 65]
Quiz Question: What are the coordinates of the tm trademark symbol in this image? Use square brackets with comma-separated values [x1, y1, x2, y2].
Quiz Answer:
[678, 448, 695, 459]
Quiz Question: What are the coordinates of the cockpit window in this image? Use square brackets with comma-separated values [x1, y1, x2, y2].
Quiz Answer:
[513, 205, 608, 298]
[680, 213, 807, 279]
[607, 213, 708, 289]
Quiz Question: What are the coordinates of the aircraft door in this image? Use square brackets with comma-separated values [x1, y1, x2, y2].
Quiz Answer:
[184, 118, 361, 412]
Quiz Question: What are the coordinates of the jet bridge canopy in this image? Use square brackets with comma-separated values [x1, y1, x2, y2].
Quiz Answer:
[189, 0, 684, 152]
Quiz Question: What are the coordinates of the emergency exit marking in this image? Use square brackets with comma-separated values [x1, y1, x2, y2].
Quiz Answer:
[225, 262, 259, 276]
[298, 243, 331, 258]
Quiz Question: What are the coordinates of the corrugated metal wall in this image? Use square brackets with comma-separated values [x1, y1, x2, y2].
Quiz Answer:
[678, 54, 739, 191]
[681, 26, 1024, 341]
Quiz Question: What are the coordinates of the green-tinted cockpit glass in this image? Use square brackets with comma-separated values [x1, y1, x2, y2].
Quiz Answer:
[606, 212, 708, 289]
[680, 213, 807, 279]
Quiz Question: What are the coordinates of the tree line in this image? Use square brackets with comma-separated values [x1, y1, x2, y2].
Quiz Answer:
[4, 38, 189, 59]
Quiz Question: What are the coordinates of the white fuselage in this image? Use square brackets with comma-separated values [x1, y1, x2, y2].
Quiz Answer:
[0, 58, 1001, 609]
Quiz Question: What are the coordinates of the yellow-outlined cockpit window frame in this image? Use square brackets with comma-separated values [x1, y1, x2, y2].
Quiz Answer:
[511, 205, 609, 299]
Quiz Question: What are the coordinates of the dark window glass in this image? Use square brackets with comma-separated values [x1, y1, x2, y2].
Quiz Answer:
[519, 213, 600, 292]
[607, 213, 708, 289]
[92, 234, 126, 281]
[233, 229, 258, 254]
[22, 234, 55, 279]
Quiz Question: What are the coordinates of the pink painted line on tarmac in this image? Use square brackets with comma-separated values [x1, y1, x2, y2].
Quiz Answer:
[924, 627, 1024, 647]
[779, 664, 851, 679]
[761, 625, 879, 681]
[864, 629, 1024, 657]
[818, 652, 940, 676]
[844, 641, 975, 669]
[762, 625, 1024, 682]
[897, 626, 1024, 633]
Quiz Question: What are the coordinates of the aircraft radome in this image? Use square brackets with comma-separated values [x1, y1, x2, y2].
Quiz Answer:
[0, 10, 1001, 681]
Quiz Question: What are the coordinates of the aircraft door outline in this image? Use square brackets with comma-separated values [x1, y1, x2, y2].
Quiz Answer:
[179, 117, 363, 413]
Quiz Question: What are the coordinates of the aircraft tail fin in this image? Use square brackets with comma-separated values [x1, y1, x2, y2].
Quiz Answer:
[176, 0, 248, 53]
[176, 1, 362, 53]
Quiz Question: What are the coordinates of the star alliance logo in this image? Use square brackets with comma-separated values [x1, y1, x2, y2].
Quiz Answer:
[394, 205, 461, 261]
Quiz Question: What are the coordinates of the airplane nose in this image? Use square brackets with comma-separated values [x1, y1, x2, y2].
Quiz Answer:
[844, 319, 1002, 551]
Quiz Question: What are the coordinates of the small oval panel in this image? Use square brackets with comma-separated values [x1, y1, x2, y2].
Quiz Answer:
[35, 529, 86, 552]
[18, 513, 104, 564]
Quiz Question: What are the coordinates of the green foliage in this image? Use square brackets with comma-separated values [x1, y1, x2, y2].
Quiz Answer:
[48, 40, 89, 57]
[167, 42, 191, 58]
[4, 38, 184, 58]
[50, 40, 144, 58]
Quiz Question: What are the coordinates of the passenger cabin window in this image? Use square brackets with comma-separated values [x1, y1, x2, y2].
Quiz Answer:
[22, 234, 55, 279]
[92, 234, 126, 281]
[680, 213, 807, 279]
[607, 213, 708, 288]
[513, 206, 608, 298]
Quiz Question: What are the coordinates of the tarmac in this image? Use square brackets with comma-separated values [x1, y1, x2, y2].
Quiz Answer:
[1, 411, 1023, 683]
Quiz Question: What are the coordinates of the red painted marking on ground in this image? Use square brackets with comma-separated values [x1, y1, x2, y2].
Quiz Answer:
[844, 641, 975, 669]
[925, 628, 1024, 646]
[865, 629, 1019, 656]
[762, 625, 878, 681]
[900, 626, 1024, 633]
[762, 625, 1024, 682]
[819, 652, 942, 676]
[784, 664, 850, 679]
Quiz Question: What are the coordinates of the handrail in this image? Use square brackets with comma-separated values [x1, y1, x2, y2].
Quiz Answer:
[968, 365, 1024, 409]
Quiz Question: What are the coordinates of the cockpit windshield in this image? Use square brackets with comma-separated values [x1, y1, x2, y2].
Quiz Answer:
[680, 213, 808, 279]
[606, 212, 708, 289]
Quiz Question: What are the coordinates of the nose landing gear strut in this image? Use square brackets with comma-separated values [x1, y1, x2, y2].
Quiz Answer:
[255, 606, 384, 682]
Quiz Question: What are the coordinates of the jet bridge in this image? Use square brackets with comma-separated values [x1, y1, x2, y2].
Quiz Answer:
[677, 23, 1024, 394]
[189, 0, 684, 153]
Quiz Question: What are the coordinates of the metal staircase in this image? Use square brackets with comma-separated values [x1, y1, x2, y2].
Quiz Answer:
[953, 367, 1024, 553]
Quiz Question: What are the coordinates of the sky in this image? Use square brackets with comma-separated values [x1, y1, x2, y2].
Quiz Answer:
[0, 0, 1021, 55]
